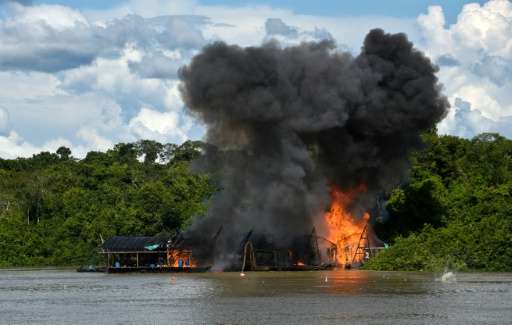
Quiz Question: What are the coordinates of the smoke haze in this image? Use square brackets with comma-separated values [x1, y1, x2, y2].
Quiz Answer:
[179, 29, 449, 256]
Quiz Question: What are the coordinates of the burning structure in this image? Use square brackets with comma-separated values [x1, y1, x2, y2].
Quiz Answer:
[101, 28, 448, 272]
[175, 28, 448, 270]
[322, 184, 386, 267]
[100, 235, 206, 272]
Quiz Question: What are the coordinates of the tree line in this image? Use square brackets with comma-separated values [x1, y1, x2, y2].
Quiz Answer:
[0, 140, 212, 266]
[368, 133, 512, 271]
[0, 133, 510, 271]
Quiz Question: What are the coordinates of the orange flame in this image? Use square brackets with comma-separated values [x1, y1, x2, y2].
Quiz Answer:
[167, 249, 197, 268]
[324, 184, 370, 266]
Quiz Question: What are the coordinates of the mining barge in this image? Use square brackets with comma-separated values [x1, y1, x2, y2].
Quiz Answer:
[81, 223, 383, 273]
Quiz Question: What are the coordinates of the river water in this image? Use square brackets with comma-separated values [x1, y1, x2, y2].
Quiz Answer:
[0, 269, 511, 325]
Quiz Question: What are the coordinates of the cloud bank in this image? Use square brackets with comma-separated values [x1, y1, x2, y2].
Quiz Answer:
[417, 0, 512, 138]
[0, 0, 509, 158]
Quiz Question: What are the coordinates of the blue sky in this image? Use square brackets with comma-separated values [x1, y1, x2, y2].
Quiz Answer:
[38, 0, 486, 22]
[0, 0, 510, 157]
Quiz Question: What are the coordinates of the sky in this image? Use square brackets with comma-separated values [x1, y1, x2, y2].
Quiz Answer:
[36, 0, 486, 23]
[0, 0, 510, 158]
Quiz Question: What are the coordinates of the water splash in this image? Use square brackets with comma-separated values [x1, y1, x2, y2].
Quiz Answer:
[437, 266, 457, 283]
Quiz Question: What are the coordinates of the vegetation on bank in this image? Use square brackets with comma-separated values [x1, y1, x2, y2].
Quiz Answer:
[368, 133, 512, 272]
[0, 140, 212, 267]
[0, 133, 510, 271]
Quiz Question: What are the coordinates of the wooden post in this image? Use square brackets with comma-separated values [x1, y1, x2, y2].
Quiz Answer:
[136, 252, 139, 268]
[107, 253, 110, 271]
[166, 247, 169, 267]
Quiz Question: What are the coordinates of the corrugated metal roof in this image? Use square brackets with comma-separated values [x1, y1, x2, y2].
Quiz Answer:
[102, 236, 167, 252]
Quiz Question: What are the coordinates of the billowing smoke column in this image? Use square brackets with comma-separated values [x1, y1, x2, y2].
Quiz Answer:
[179, 29, 448, 259]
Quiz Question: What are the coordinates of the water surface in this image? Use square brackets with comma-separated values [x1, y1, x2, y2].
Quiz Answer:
[0, 269, 511, 324]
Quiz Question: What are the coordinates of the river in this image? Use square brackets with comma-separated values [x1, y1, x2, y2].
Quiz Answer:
[0, 269, 511, 324]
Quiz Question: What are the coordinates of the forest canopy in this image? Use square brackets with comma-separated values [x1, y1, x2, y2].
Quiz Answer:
[0, 140, 213, 266]
[368, 133, 512, 272]
[0, 133, 510, 271]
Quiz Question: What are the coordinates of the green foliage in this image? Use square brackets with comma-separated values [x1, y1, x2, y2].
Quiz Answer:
[368, 133, 512, 272]
[1, 132, 511, 271]
[0, 140, 213, 267]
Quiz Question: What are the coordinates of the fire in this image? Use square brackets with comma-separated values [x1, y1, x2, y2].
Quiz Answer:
[167, 249, 197, 268]
[324, 185, 370, 266]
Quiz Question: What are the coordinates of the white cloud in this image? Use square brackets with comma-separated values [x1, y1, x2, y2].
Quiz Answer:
[419, 0, 512, 63]
[86, 0, 417, 49]
[59, 45, 168, 112]
[76, 127, 114, 153]
[263, 18, 334, 46]
[0, 3, 206, 72]
[0, 0, 511, 159]
[1, 92, 124, 142]
[418, 0, 512, 138]
[0, 107, 10, 134]
[11, 3, 89, 30]
[0, 2, 204, 158]
[128, 107, 190, 143]
[0, 4, 98, 72]
[440, 98, 512, 139]
[0, 71, 62, 98]
[0, 131, 71, 159]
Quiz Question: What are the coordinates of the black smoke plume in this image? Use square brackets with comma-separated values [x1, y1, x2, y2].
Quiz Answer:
[179, 29, 448, 261]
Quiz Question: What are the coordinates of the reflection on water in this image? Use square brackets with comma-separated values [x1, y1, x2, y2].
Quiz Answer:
[0, 268, 511, 324]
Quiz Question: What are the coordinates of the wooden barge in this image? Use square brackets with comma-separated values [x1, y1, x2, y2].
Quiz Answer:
[84, 225, 382, 273]
[97, 235, 207, 273]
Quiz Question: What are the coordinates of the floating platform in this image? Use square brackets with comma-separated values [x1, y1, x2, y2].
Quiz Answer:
[77, 266, 211, 273]
[77, 265, 336, 273]
[106, 266, 211, 273]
